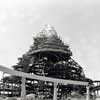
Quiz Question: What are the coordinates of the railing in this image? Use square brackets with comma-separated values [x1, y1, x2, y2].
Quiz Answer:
[0, 65, 89, 100]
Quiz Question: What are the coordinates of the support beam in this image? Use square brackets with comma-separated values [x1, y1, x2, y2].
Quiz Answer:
[0, 65, 90, 99]
[0, 65, 88, 86]
[2, 72, 5, 97]
[53, 82, 57, 100]
[86, 86, 90, 100]
[21, 77, 26, 98]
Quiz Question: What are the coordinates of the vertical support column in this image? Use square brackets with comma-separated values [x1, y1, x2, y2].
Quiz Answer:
[97, 91, 99, 97]
[21, 77, 26, 98]
[86, 85, 90, 100]
[2, 72, 5, 97]
[53, 82, 57, 100]
[97, 82, 99, 97]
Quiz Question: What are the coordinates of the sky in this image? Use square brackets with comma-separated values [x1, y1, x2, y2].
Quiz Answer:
[0, 0, 100, 80]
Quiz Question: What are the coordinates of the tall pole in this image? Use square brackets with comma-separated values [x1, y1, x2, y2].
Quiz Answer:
[21, 77, 26, 98]
[53, 82, 57, 100]
[86, 85, 90, 100]
[2, 72, 5, 97]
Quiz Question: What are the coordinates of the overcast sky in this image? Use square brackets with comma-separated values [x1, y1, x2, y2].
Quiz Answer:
[0, 0, 100, 80]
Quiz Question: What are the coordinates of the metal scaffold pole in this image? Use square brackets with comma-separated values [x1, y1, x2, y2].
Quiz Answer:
[21, 77, 26, 98]
[86, 85, 90, 100]
[53, 82, 57, 100]
[2, 72, 5, 97]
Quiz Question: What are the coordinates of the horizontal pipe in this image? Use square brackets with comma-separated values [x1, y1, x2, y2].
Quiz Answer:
[0, 65, 88, 86]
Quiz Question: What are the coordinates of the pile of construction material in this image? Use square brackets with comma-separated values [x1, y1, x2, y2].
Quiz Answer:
[0, 94, 36, 100]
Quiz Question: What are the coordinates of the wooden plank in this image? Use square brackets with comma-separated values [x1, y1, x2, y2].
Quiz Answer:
[0, 65, 88, 86]
[30, 48, 70, 55]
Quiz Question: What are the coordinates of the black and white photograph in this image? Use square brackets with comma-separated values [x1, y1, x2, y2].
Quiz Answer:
[0, 0, 99, 100]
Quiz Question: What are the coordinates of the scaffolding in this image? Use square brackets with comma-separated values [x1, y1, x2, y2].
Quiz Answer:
[0, 25, 94, 100]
